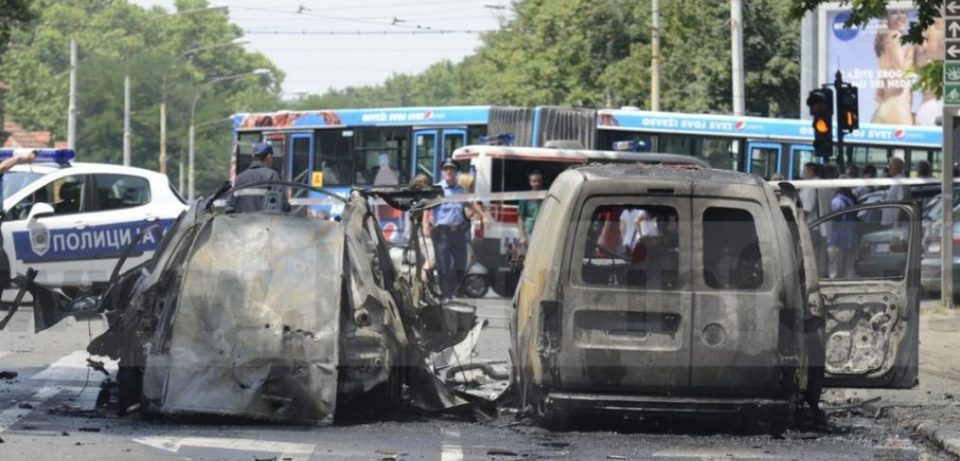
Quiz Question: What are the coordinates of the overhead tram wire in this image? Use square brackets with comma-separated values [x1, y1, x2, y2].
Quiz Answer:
[243, 29, 493, 35]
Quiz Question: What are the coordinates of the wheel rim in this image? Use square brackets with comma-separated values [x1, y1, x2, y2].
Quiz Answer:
[465, 275, 486, 297]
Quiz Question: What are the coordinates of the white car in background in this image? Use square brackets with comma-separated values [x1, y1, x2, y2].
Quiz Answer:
[1, 162, 186, 292]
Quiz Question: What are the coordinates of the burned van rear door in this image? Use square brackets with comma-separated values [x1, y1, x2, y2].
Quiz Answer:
[690, 197, 785, 396]
[560, 187, 693, 393]
[809, 202, 920, 388]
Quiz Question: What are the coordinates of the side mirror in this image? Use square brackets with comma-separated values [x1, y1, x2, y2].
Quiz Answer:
[27, 202, 55, 221]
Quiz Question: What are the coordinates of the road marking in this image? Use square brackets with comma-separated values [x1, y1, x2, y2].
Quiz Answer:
[31, 350, 117, 382]
[0, 351, 10, 361]
[0, 386, 61, 434]
[653, 446, 784, 459]
[133, 436, 315, 461]
[440, 428, 464, 461]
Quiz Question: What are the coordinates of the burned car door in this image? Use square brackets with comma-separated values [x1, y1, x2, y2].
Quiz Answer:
[690, 196, 786, 396]
[559, 192, 693, 393]
[809, 202, 921, 388]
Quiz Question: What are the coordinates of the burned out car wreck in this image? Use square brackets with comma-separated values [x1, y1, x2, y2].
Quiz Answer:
[10, 181, 494, 424]
[512, 164, 921, 431]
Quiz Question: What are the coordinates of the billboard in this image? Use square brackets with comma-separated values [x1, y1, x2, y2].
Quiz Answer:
[818, 2, 944, 126]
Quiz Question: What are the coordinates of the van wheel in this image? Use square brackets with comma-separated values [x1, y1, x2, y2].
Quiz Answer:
[462, 274, 489, 298]
[533, 394, 570, 431]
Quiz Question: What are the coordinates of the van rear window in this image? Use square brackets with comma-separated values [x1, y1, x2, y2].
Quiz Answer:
[702, 207, 763, 290]
[580, 205, 680, 289]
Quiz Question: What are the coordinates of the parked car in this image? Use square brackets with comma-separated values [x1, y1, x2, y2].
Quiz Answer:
[920, 219, 960, 299]
[1, 162, 186, 293]
[512, 164, 921, 432]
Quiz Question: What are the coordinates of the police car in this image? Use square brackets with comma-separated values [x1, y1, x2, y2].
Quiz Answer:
[1, 161, 186, 292]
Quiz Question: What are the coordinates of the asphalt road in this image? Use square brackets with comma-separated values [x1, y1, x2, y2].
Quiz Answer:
[0, 296, 955, 460]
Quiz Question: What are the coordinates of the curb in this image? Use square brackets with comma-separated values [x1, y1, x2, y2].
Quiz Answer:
[915, 422, 960, 458]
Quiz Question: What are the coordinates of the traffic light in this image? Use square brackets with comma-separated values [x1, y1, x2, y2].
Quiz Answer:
[836, 86, 859, 133]
[806, 88, 834, 158]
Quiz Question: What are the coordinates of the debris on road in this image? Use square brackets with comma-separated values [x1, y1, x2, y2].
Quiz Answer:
[78, 426, 101, 433]
[0, 371, 17, 380]
[487, 448, 519, 456]
[16, 402, 33, 409]
[11, 183, 507, 425]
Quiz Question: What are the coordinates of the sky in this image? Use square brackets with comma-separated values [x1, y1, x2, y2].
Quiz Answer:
[131, 0, 509, 98]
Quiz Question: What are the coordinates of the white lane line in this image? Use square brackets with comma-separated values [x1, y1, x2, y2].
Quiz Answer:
[31, 350, 117, 382]
[0, 386, 61, 434]
[653, 446, 785, 459]
[133, 436, 316, 461]
[0, 351, 10, 361]
[440, 428, 464, 461]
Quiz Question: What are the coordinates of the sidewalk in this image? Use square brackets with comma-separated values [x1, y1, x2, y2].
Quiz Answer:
[902, 305, 960, 457]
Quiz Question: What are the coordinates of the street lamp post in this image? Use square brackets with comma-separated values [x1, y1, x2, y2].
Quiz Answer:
[159, 38, 248, 176]
[187, 69, 270, 201]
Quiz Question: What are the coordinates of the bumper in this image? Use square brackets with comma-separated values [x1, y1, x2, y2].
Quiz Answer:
[920, 257, 960, 293]
[545, 391, 791, 418]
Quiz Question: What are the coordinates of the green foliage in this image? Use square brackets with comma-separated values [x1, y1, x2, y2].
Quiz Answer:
[790, 0, 944, 96]
[0, 0, 35, 62]
[0, 0, 283, 195]
[291, 0, 801, 117]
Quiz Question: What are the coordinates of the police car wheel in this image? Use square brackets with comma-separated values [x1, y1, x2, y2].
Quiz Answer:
[463, 274, 489, 298]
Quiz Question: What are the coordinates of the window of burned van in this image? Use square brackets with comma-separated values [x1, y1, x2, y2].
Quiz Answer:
[702, 207, 764, 290]
[580, 204, 681, 289]
[809, 204, 911, 280]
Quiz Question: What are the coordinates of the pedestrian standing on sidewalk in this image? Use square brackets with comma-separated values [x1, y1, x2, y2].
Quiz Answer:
[423, 159, 485, 302]
[516, 170, 543, 249]
[828, 186, 859, 278]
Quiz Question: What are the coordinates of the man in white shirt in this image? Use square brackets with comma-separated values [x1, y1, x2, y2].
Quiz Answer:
[881, 157, 910, 226]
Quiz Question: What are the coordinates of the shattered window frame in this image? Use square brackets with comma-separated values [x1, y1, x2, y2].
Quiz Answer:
[571, 196, 689, 291]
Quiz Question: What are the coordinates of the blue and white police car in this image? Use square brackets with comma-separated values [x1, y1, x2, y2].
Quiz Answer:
[1, 158, 186, 292]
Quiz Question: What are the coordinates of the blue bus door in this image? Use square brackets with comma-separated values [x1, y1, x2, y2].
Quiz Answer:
[287, 132, 314, 185]
[788, 145, 816, 180]
[413, 129, 440, 182]
[441, 129, 467, 164]
[745, 141, 781, 180]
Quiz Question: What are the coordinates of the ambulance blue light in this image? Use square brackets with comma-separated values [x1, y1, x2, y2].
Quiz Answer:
[0, 148, 76, 165]
[479, 133, 516, 146]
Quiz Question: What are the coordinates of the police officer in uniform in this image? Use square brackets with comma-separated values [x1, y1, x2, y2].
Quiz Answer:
[229, 142, 282, 213]
[424, 159, 485, 302]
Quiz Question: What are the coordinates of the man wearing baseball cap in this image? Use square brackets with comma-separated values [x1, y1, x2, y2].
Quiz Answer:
[229, 142, 282, 213]
[424, 159, 485, 302]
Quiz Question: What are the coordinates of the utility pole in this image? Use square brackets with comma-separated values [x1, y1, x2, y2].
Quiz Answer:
[123, 73, 131, 166]
[651, 0, 660, 111]
[730, 0, 745, 116]
[67, 39, 77, 149]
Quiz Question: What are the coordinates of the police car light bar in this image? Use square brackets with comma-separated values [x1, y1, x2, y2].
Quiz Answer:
[0, 148, 76, 165]
[612, 140, 648, 152]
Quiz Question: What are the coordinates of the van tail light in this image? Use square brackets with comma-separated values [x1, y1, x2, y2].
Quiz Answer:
[474, 219, 484, 239]
[953, 232, 960, 247]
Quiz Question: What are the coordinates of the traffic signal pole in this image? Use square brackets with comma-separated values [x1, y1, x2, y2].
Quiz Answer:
[833, 71, 846, 173]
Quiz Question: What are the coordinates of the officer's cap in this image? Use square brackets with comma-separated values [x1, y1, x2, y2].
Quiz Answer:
[252, 142, 274, 157]
[441, 158, 458, 171]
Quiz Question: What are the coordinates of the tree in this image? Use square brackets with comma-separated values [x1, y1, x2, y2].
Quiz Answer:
[290, 0, 802, 118]
[0, 0, 35, 63]
[790, 0, 944, 96]
[0, 0, 283, 195]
